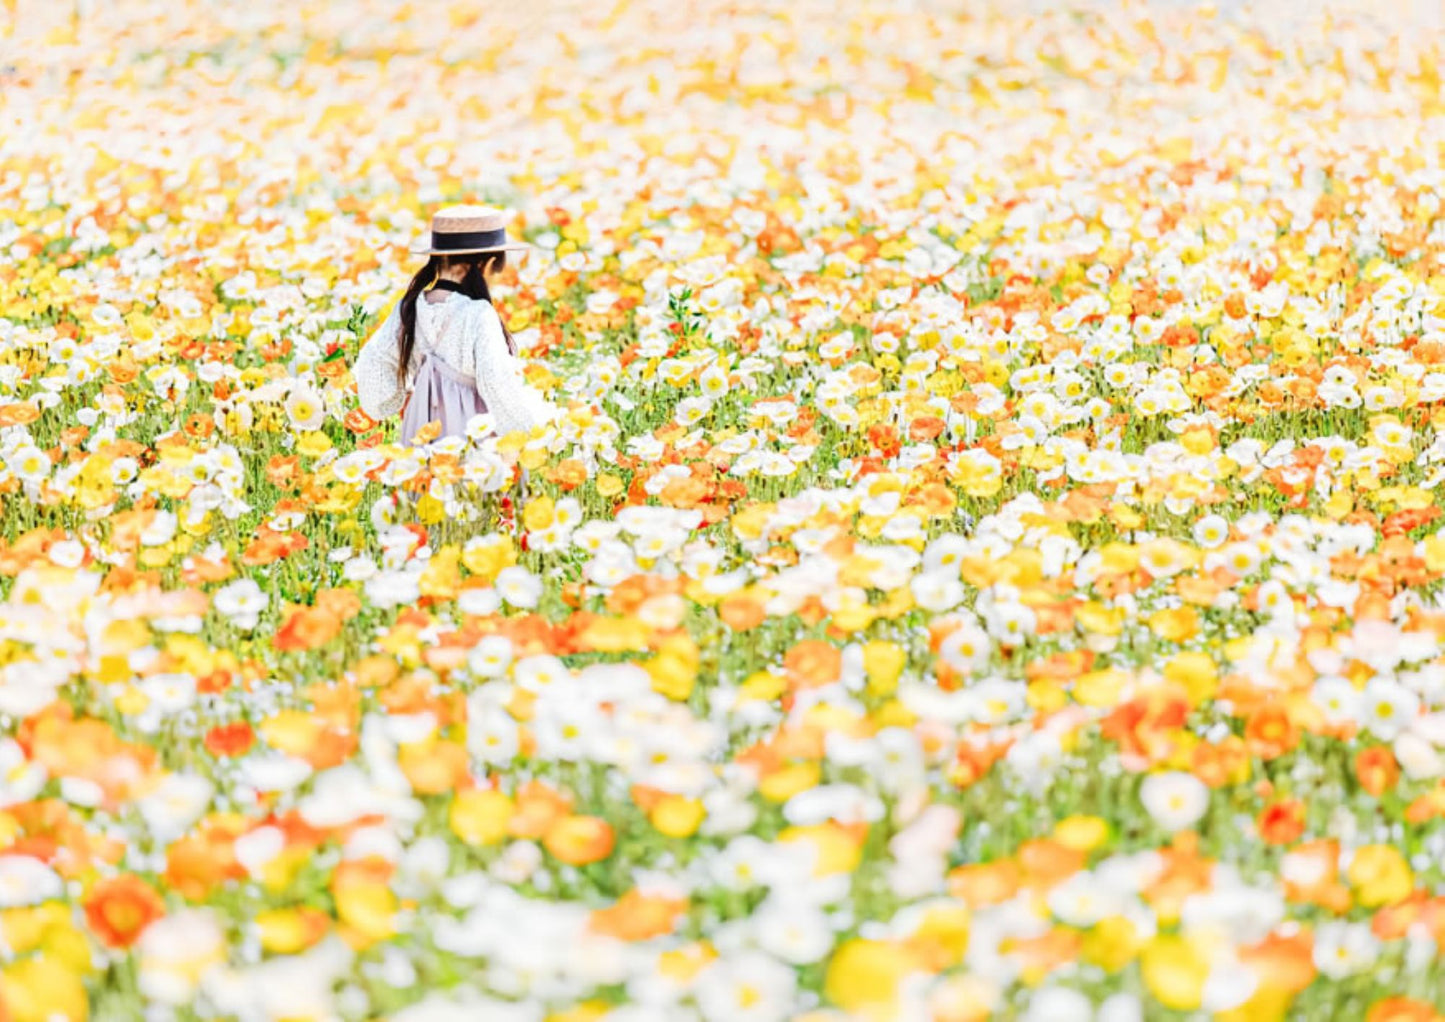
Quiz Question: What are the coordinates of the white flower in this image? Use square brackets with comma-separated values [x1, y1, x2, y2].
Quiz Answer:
[0, 856, 62, 907]
[495, 566, 542, 608]
[1201, 958, 1257, 1013]
[365, 568, 421, 609]
[137, 909, 227, 1005]
[512, 654, 569, 693]
[213, 577, 268, 630]
[1395, 731, 1443, 780]
[1140, 772, 1209, 832]
[909, 569, 966, 612]
[1313, 921, 1381, 979]
[285, 386, 326, 430]
[240, 753, 313, 793]
[465, 638, 517, 679]
[1047, 871, 1124, 928]
[6, 445, 49, 484]
[694, 952, 798, 1022]
[458, 586, 502, 618]
[1098, 992, 1144, 1022]
[1025, 986, 1093, 1022]
[0, 738, 45, 807]
[1362, 677, 1420, 740]
[467, 697, 520, 766]
[1191, 513, 1230, 548]
[752, 898, 834, 964]
[1311, 676, 1362, 726]
[234, 826, 285, 878]
[138, 773, 215, 843]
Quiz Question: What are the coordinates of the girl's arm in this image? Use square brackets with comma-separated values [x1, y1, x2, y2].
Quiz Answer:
[470, 300, 559, 436]
[354, 302, 408, 420]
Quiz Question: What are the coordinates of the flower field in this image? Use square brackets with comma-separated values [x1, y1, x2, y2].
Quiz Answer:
[5, 0, 1445, 1018]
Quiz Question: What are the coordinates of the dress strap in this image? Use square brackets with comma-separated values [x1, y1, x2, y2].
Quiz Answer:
[416, 349, 476, 389]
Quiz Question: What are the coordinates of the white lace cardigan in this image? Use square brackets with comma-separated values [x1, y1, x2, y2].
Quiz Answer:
[354, 291, 558, 436]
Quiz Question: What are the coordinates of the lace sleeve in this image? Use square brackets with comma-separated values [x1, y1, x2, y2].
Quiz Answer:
[470, 300, 559, 436]
[354, 301, 408, 420]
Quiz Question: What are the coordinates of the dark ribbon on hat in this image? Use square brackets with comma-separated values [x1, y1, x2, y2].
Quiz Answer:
[432, 227, 509, 250]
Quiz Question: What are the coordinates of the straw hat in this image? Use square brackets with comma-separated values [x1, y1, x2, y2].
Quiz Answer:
[409, 204, 530, 256]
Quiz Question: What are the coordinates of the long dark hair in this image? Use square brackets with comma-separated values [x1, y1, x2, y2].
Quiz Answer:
[395, 252, 517, 386]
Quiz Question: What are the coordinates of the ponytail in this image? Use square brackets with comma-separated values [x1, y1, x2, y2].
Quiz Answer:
[395, 256, 441, 386]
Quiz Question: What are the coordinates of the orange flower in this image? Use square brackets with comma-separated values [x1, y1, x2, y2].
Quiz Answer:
[1238, 930, 1316, 995]
[203, 722, 255, 758]
[0, 402, 40, 427]
[509, 782, 573, 840]
[1244, 706, 1297, 760]
[84, 874, 165, 948]
[551, 458, 590, 491]
[1100, 690, 1189, 765]
[1191, 736, 1250, 788]
[947, 861, 1021, 907]
[589, 889, 687, 941]
[718, 594, 766, 632]
[273, 605, 343, 652]
[1257, 799, 1306, 846]
[397, 740, 468, 795]
[543, 815, 616, 866]
[1356, 746, 1400, 797]
[241, 527, 309, 567]
[1367, 998, 1443, 1022]
[784, 640, 842, 689]
[1016, 839, 1086, 891]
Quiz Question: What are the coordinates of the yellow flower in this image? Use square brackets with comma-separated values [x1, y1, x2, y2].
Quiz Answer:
[450, 789, 514, 846]
[523, 495, 556, 532]
[462, 535, 517, 582]
[581, 616, 652, 653]
[647, 634, 698, 701]
[260, 710, 322, 757]
[295, 431, 333, 458]
[740, 671, 788, 702]
[1052, 815, 1109, 853]
[1074, 603, 1125, 636]
[1140, 934, 1209, 1011]
[1147, 606, 1200, 643]
[545, 1003, 613, 1022]
[1074, 669, 1128, 708]
[1081, 915, 1141, 973]
[823, 939, 920, 1020]
[335, 881, 396, 943]
[650, 795, 706, 838]
[1, 903, 72, 956]
[1163, 651, 1218, 704]
[759, 762, 822, 803]
[415, 493, 446, 525]
[0, 953, 89, 1022]
[778, 822, 861, 876]
[260, 846, 312, 893]
[255, 908, 327, 954]
[905, 905, 971, 967]
[1347, 844, 1413, 907]
[418, 545, 462, 599]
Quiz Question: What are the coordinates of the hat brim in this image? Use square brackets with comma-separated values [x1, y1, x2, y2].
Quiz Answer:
[408, 240, 532, 256]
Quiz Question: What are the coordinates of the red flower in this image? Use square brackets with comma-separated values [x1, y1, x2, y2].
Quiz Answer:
[204, 722, 255, 758]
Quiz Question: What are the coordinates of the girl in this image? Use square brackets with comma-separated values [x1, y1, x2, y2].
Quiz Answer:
[355, 204, 558, 444]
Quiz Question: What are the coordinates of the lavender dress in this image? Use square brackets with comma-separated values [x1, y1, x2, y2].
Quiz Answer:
[396, 313, 518, 446]
[398, 350, 489, 445]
